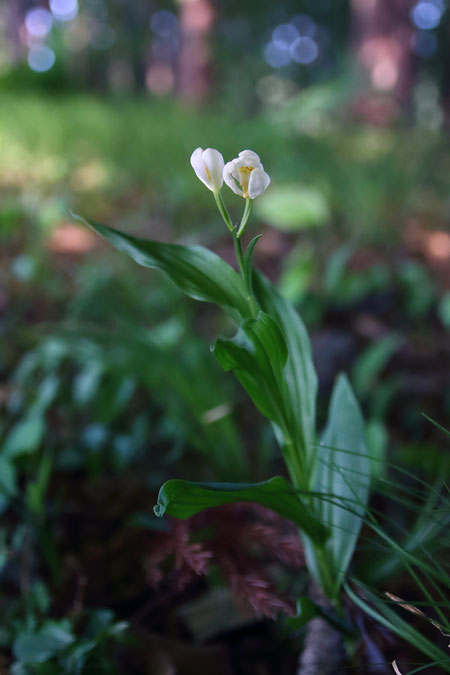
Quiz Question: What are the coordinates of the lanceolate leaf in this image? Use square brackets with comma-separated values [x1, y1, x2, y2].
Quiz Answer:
[304, 375, 370, 597]
[154, 476, 328, 545]
[243, 235, 262, 294]
[253, 272, 318, 476]
[213, 311, 288, 426]
[73, 215, 251, 320]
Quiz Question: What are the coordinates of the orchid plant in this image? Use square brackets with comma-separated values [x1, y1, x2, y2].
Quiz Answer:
[73, 148, 450, 672]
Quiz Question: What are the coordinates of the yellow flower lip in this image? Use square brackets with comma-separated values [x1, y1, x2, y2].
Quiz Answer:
[238, 165, 254, 198]
[224, 150, 270, 199]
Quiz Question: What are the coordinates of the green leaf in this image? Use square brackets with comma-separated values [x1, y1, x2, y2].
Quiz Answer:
[352, 335, 401, 396]
[73, 214, 251, 320]
[13, 624, 75, 664]
[0, 456, 17, 497]
[438, 290, 450, 328]
[253, 273, 317, 472]
[287, 596, 354, 635]
[286, 596, 321, 629]
[154, 476, 328, 545]
[305, 375, 370, 597]
[213, 311, 288, 425]
[26, 453, 52, 516]
[323, 245, 353, 294]
[365, 419, 387, 480]
[255, 185, 330, 231]
[32, 374, 59, 416]
[243, 235, 262, 294]
[0, 456, 17, 513]
[345, 580, 450, 672]
[3, 414, 45, 458]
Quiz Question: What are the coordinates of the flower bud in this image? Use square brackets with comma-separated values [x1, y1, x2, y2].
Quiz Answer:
[190, 147, 224, 193]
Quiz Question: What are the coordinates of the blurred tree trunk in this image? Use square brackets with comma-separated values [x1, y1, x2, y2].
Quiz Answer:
[105, 0, 150, 93]
[5, 0, 23, 64]
[441, 26, 450, 123]
[351, 0, 415, 103]
[176, 0, 215, 104]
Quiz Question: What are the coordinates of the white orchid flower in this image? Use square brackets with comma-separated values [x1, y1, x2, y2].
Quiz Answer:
[190, 147, 224, 193]
[223, 149, 270, 199]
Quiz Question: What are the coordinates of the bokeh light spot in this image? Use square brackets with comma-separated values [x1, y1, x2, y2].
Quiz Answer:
[25, 8, 53, 39]
[150, 10, 178, 36]
[28, 45, 56, 72]
[264, 41, 291, 68]
[291, 36, 319, 64]
[410, 1, 443, 30]
[48, 224, 96, 254]
[146, 64, 174, 94]
[371, 58, 398, 90]
[426, 231, 450, 260]
[50, 0, 79, 22]
[272, 23, 299, 48]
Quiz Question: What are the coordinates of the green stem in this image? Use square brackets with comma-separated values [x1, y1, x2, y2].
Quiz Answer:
[232, 232, 245, 278]
[214, 190, 258, 317]
[214, 191, 234, 233]
[283, 436, 307, 493]
[237, 198, 252, 238]
[315, 544, 338, 604]
[232, 232, 258, 318]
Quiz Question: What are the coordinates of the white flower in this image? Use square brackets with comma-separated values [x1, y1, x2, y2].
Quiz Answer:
[223, 150, 270, 199]
[190, 147, 224, 192]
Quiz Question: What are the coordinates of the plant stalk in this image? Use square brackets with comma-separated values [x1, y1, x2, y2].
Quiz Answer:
[231, 225, 258, 318]
[214, 190, 234, 232]
[237, 198, 252, 238]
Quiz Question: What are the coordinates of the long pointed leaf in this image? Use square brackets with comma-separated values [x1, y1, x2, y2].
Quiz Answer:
[213, 311, 288, 426]
[73, 214, 251, 320]
[253, 272, 317, 475]
[154, 476, 328, 545]
[305, 375, 370, 596]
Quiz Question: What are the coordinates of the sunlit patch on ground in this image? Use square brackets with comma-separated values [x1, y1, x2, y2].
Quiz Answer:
[47, 222, 96, 254]
[405, 221, 450, 287]
[70, 161, 108, 192]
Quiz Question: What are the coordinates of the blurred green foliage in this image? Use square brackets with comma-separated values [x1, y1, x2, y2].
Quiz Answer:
[0, 68, 449, 671]
[2, 92, 450, 243]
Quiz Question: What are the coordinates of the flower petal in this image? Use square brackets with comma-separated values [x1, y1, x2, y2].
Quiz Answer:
[223, 160, 243, 196]
[202, 148, 224, 191]
[238, 149, 262, 167]
[190, 147, 211, 189]
[248, 167, 271, 199]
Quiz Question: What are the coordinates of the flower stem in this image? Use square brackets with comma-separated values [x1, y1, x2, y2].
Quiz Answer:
[232, 229, 259, 318]
[215, 192, 258, 317]
[232, 232, 245, 277]
[214, 191, 234, 233]
[236, 198, 252, 238]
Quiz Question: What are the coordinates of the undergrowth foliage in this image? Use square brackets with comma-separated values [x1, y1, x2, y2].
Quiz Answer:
[74, 147, 450, 672]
